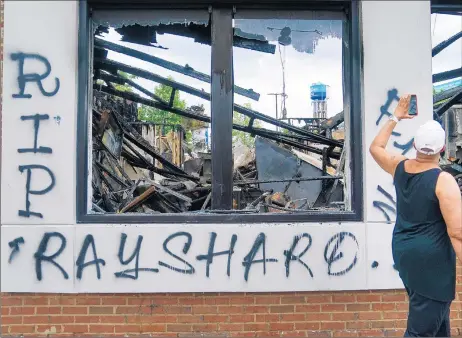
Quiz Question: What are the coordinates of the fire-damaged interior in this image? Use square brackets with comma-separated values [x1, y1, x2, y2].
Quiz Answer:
[89, 10, 349, 216]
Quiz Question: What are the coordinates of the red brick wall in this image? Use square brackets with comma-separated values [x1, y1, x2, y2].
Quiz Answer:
[1, 275, 462, 338]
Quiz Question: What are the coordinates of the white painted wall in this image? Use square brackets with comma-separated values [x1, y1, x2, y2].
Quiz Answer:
[362, 1, 434, 223]
[0, 0, 433, 293]
[1, 1, 78, 225]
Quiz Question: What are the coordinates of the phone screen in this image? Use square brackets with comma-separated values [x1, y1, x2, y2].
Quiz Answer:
[409, 95, 418, 116]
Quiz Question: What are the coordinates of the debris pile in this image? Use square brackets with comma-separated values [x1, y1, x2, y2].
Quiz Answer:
[90, 24, 347, 215]
[92, 92, 212, 214]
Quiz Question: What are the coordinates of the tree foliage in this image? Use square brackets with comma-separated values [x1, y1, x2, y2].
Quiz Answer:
[232, 103, 261, 148]
[138, 77, 186, 129]
[113, 71, 138, 92]
[137, 77, 209, 145]
[108, 72, 260, 148]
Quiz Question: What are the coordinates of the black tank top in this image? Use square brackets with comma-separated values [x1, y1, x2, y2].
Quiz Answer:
[392, 160, 456, 301]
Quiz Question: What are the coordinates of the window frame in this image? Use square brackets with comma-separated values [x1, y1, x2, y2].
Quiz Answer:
[76, 0, 363, 224]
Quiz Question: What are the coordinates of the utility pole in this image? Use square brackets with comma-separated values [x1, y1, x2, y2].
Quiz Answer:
[268, 92, 287, 132]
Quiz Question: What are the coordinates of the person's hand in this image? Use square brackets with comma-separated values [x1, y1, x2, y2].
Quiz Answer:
[393, 94, 414, 121]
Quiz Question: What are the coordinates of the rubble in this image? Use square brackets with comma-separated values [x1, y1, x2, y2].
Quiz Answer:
[90, 26, 347, 215]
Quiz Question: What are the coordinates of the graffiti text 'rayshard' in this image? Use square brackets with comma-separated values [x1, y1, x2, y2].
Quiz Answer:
[8, 231, 360, 282]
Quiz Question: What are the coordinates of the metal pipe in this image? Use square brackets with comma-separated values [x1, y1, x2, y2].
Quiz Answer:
[234, 175, 341, 186]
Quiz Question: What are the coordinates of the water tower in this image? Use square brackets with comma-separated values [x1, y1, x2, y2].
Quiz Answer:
[310, 82, 329, 119]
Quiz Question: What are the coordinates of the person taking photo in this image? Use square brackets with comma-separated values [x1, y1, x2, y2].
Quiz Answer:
[369, 94, 462, 337]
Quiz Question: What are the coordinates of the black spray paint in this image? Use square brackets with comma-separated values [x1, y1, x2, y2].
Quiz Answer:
[18, 114, 52, 154]
[196, 232, 237, 278]
[377, 88, 414, 155]
[283, 233, 314, 278]
[76, 235, 106, 280]
[10, 52, 60, 98]
[34, 232, 69, 281]
[18, 164, 55, 218]
[13, 230, 363, 282]
[8, 237, 25, 263]
[372, 88, 413, 222]
[11, 52, 59, 220]
[158, 232, 195, 274]
[372, 185, 397, 223]
[242, 233, 278, 282]
[324, 232, 359, 276]
[114, 233, 158, 279]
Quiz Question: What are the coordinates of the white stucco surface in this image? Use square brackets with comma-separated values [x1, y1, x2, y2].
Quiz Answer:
[0, 0, 433, 293]
[1, 1, 78, 225]
[362, 1, 433, 223]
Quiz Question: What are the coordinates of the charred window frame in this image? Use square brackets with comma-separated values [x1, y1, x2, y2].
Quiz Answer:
[76, 0, 363, 223]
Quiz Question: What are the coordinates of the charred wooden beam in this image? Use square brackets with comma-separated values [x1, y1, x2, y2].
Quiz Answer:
[97, 85, 339, 159]
[122, 141, 200, 181]
[95, 85, 343, 154]
[109, 108, 190, 176]
[119, 185, 157, 213]
[94, 37, 261, 101]
[435, 88, 462, 117]
[94, 161, 130, 188]
[95, 84, 210, 122]
[233, 124, 342, 159]
[94, 61, 342, 148]
[433, 67, 462, 83]
[97, 71, 168, 105]
[432, 31, 462, 57]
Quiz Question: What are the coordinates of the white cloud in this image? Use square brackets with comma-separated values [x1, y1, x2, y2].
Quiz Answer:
[99, 13, 458, 125]
[101, 19, 343, 124]
[431, 14, 462, 81]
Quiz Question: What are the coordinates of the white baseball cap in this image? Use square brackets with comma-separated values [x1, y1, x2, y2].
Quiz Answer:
[414, 120, 446, 155]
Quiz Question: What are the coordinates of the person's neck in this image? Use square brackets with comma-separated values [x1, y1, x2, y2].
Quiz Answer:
[414, 156, 439, 166]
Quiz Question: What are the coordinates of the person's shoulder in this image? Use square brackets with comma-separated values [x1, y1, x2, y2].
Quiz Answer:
[436, 171, 460, 198]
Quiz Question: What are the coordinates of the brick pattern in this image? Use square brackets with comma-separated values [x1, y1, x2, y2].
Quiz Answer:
[1, 269, 461, 338]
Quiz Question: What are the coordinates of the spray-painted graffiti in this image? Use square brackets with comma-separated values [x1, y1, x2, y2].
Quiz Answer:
[376, 88, 414, 155]
[372, 185, 397, 223]
[7, 230, 361, 283]
[372, 88, 411, 222]
[11, 52, 58, 219]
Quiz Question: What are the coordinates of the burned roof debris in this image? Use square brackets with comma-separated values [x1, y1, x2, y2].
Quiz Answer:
[91, 23, 347, 216]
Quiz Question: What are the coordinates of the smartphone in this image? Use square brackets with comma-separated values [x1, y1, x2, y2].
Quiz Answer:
[408, 94, 418, 116]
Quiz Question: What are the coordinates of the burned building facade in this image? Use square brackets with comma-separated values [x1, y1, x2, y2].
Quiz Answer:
[1, 0, 453, 326]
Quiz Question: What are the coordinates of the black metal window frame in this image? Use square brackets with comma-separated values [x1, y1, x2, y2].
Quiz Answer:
[76, 0, 363, 224]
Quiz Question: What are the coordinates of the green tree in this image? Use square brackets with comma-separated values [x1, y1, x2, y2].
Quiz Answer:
[232, 103, 261, 148]
[114, 71, 138, 92]
[138, 78, 186, 129]
[138, 77, 208, 145]
[95, 71, 137, 93]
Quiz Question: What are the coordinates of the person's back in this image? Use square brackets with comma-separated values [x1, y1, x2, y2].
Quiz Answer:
[393, 159, 455, 302]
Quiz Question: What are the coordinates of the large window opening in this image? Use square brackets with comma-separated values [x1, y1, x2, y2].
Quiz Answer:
[431, 2, 462, 186]
[78, 2, 362, 223]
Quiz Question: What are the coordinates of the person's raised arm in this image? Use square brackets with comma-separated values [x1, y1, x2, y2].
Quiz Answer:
[436, 172, 462, 263]
[369, 95, 413, 176]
